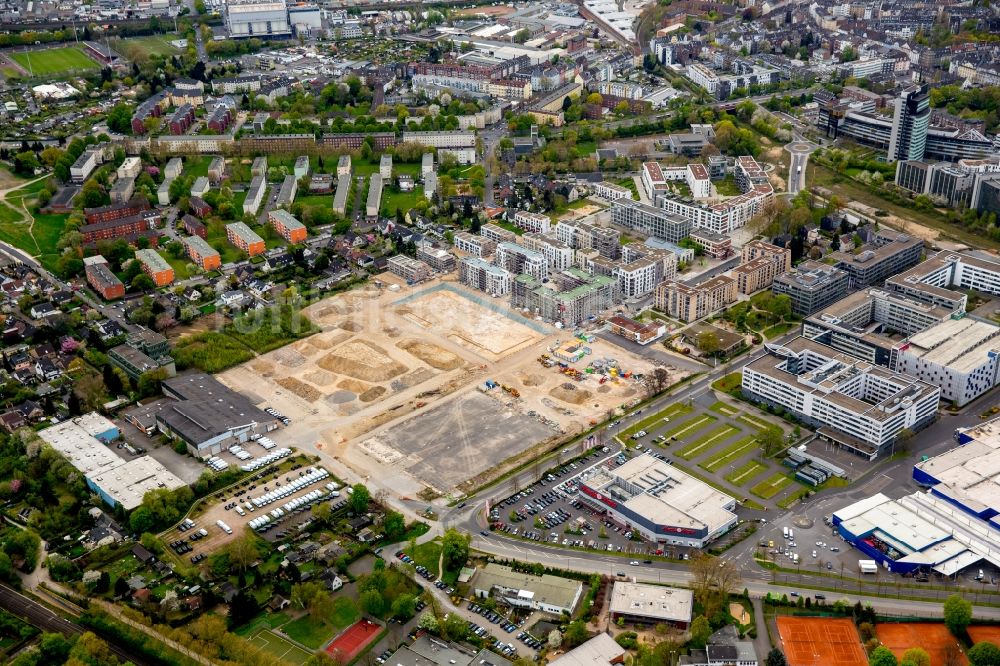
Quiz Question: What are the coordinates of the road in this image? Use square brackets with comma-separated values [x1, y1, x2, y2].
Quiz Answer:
[0, 584, 155, 666]
[784, 140, 817, 195]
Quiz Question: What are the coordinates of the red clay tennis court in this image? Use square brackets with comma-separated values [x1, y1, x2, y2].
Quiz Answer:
[776, 616, 867, 666]
[326, 619, 382, 662]
[969, 626, 1000, 646]
[876, 623, 967, 666]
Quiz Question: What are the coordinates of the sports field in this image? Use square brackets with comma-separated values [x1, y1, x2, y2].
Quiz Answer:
[10, 47, 97, 75]
[116, 35, 180, 58]
[968, 626, 1000, 646]
[876, 623, 967, 666]
[326, 619, 382, 662]
[776, 617, 867, 666]
[249, 629, 311, 666]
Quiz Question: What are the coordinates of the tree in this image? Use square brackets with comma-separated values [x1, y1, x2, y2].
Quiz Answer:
[442, 613, 469, 641]
[766, 649, 788, 666]
[548, 629, 562, 648]
[113, 575, 130, 598]
[869, 646, 898, 666]
[563, 619, 589, 647]
[900, 648, 930, 666]
[697, 331, 721, 356]
[13, 152, 40, 176]
[229, 589, 259, 628]
[758, 428, 785, 457]
[943, 594, 972, 636]
[689, 615, 711, 649]
[441, 528, 471, 571]
[349, 484, 370, 513]
[969, 643, 1000, 666]
[131, 274, 155, 291]
[68, 632, 118, 666]
[360, 589, 385, 616]
[226, 533, 260, 572]
[383, 511, 405, 540]
[391, 593, 417, 620]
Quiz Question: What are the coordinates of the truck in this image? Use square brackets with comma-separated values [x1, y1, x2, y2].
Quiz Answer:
[216, 520, 233, 535]
[797, 165, 802, 174]
[859, 559, 878, 574]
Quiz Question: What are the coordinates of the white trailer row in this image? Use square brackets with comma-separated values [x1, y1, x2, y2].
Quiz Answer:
[248, 467, 329, 507]
[206, 457, 228, 472]
[240, 447, 292, 472]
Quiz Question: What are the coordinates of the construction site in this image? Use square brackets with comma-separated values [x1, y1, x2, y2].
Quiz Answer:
[219, 275, 686, 496]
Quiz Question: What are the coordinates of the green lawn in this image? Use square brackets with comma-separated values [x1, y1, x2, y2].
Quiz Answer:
[712, 372, 743, 393]
[407, 539, 442, 577]
[675, 424, 740, 460]
[115, 34, 181, 58]
[714, 176, 742, 196]
[659, 413, 717, 441]
[0, 182, 66, 272]
[620, 403, 693, 440]
[737, 414, 774, 432]
[763, 322, 796, 339]
[11, 47, 98, 75]
[750, 472, 793, 499]
[724, 460, 768, 486]
[282, 616, 337, 650]
[700, 435, 758, 472]
[382, 187, 424, 217]
[185, 156, 214, 180]
[709, 401, 740, 416]
[295, 195, 333, 208]
[206, 219, 247, 264]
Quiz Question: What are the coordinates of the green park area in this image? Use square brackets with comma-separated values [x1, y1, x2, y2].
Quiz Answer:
[11, 47, 98, 76]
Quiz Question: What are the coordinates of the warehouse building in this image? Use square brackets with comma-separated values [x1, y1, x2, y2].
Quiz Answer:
[579, 453, 738, 548]
[472, 563, 583, 615]
[742, 337, 940, 460]
[609, 582, 692, 629]
[227, 0, 291, 38]
[156, 373, 279, 457]
[39, 414, 186, 511]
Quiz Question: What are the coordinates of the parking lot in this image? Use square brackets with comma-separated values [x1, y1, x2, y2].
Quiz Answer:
[488, 448, 696, 559]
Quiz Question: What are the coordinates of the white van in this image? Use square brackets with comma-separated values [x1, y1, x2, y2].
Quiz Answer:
[783, 527, 789, 539]
[788, 528, 794, 540]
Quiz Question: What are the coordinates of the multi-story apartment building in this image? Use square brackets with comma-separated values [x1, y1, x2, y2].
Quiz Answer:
[733, 257, 782, 295]
[400, 131, 476, 149]
[742, 337, 940, 460]
[512, 210, 551, 234]
[110, 177, 135, 205]
[387, 255, 431, 284]
[555, 219, 621, 260]
[830, 229, 923, 288]
[688, 229, 731, 259]
[495, 241, 547, 280]
[366, 174, 383, 221]
[184, 235, 222, 271]
[593, 181, 632, 201]
[80, 215, 152, 246]
[459, 257, 513, 296]
[772, 261, 850, 316]
[416, 247, 456, 273]
[655, 275, 736, 322]
[481, 223, 518, 245]
[333, 174, 351, 216]
[512, 268, 615, 327]
[167, 103, 195, 135]
[611, 198, 691, 244]
[319, 133, 396, 151]
[244, 176, 267, 216]
[84, 256, 125, 301]
[226, 222, 266, 257]
[379, 154, 393, 179]
[70, 148, 101, 183]
[520, 233, 573, 273]
[136, 249, 174, 287]
[268, 209, 307, 244]
[453, 231, 496, 258]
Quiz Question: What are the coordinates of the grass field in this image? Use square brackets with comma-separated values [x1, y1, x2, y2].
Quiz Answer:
[750, 472, 792, 499]
[676, 424, 740, 460]
[381, 187, 424, 217]
[620, 403, 693, 440]
[725, 460, 767, 486]
[248, 628, 311, 665]
[0, 180, 66, 272]
[11, 47, 98, 75]
[660, 413, 717, 441]
[701, 435, 758, 472]
[711, 372, 742, 393]
[115, 35, 181, 58]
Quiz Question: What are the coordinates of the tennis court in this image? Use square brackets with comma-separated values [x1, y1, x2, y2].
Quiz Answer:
[776, 616, 867, 666]
[249, 628, 311, 666]
[876, 623, 967, 666]
[969, 626, 1000, 646]
[326, 619, 382, 662]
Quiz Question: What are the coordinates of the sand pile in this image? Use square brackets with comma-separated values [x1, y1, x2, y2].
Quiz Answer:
[251, 361, 274, 376]
[359, 386, 387, 402]
[326, 390, 356, 404]
[318, 340, 407, 382]
[597, 385, 611, 394]
[337, 378, 370, 394]
[341, 320, 363, 332]
[550, 384, 593, 405]
[277, 377, 321, 402]
[521, 374, 543, 387]
[397, 339, 464, 371]
[303, 370, 337, 386]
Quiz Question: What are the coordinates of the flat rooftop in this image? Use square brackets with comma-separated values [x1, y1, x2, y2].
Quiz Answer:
[585, 453, 736, 534]
[90, 455, 187, 511]
[609, 581, 693, 624]
[472, 563, 582, 611]
[904, 318, 1000, 374]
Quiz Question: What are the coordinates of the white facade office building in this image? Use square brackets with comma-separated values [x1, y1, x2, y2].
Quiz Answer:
[226, 0, 291, 38]
[742, 337, 940, 460]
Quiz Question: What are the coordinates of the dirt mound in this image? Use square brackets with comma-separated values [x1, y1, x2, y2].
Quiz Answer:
[251, 361, 274, 376]
[274, 348, 306, 368]
[384, 326, 401, 338]
[521, 374, 543, 387]
[303, 370, 337, 386]
[326, 390, 356, 404]
[337, 378, 371, 394]
[391, 367, 437, 392]
[550, 384, 593, 405]
[277, 377, 321, 402]
[359, 386, 387, 402]
[397, 339, 464, 371]
[340, 320, 363, 332]
[312, 330, 351, 349]
[597, 385, 611, 394]
[318, 340, 407, 382]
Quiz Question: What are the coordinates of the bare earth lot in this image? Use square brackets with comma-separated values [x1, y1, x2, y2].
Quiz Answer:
[219, 275, 690, 496]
